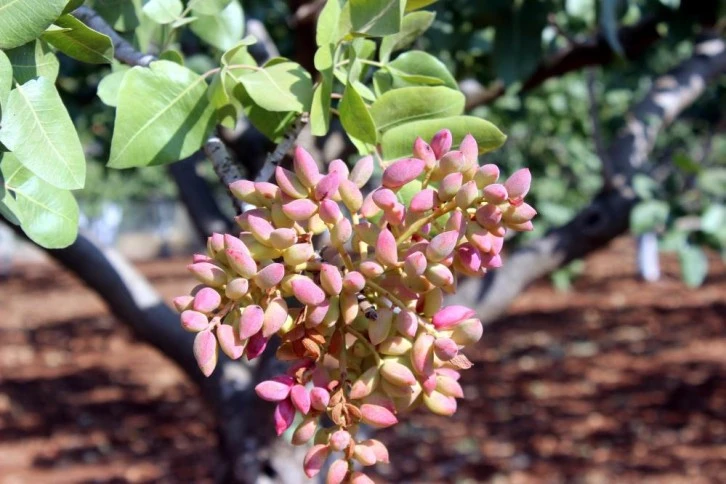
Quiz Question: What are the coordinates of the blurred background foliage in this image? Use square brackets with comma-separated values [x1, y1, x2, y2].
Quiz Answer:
[58, 0, 724, 284]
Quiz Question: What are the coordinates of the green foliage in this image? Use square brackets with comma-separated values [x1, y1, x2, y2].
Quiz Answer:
[189, 0, 245, 50]
[42, 14, 114, 64]
[0, 0, 66, 49]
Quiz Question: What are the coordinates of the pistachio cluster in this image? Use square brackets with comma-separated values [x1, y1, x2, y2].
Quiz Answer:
[173, 129, 535, 483]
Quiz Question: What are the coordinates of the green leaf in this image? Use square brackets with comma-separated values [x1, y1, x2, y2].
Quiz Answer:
[159, 49, 184, 64]
[387, 50, 457, 89]
[340, 81, 377, 145]
[0, 153, 21, 225]
[701, 205, 726, 235]
[41, 14, 114, 64]
[0, 0, 66, 49]
[190, 0, 244, 51]
[221, 36, 257, 66]
[350, 0, 403, 36]
[0, 77, 85, 189]
[678, 245, 708, 288]
[190, 0, 232, 15]
[630, 200, 669, 235]
[142, 0, 182, 24]
[369, 86, 464, 132]
[404, 0, 437, 11]
[600, 0, 624, 56]
[236, 59, 313, 113]
[5, 40, 60, 84]
[0, 50, 11, 111]
[379, 10, 435, 63]
[381, 116, 507, 160]
[108, 60, 215, 168]
[1, 152, 79, 248]
[62, 0, 85, 15]
[310, 44, 334, 136]
[697, 168, 726, 197]
[93, 0, 141, 32]
[97, 67, 129, 107]
[316, 0, 342, 46]
[208, 70, 236, 129]
[233, 81, 296, 142]
[492, 0, 549, 85]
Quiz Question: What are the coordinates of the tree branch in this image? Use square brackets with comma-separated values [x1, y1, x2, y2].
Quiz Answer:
[451, 34, 726, 324]
[254, 113, 309, 183]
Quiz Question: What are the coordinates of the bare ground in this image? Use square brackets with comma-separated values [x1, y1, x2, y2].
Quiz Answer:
[0, 238, 724, 483]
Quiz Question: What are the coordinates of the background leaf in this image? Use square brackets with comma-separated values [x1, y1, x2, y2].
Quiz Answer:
[340, 81, 377, 145]
[379, 10, 435, 63]
[0, 77, 85, 189]
[142, 0, 183, 24]
[0, 0, 66, 49]
[600, 0, 625, 55]
[236, 60, 313, 113]
[381, 115, 507, 160]
[190, 0, 244, 51]
[350, 0, 403, 36]
[94, 0, 141, 32]
[0, 50, 11, 111]
[316, 0, 342, 46]
[1, 152, 79, 248]
[97, 67, 130, 107]
[678, 245, 708, 288]
[492, 0, 549, 85]
[109, 60, 215, 168]
[369, 86, 464, 132]
[387, 51, 458, 89]
[190, 0, 232, 15]
[42, 14, 114, 64]
[5, 40, 60, 84]
[630, 200, 669, 235]
[310, 44, 334, 136]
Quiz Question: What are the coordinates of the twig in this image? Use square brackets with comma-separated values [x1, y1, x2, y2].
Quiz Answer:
[254, 113, 310, 183]
[586, 68, 612, 187]
[204, 137, 245, 214]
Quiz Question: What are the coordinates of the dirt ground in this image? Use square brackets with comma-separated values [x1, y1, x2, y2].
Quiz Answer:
[0, 238, 724, 484]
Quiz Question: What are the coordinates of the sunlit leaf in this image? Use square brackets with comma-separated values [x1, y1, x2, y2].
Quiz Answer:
[4, 40, 60, 84]
[0, 0, 66, 49]
[369, 86, 464, 132]
[42, 14, 114, 64]
[190, 0, 244, 51]
[340, 81, 377, 145]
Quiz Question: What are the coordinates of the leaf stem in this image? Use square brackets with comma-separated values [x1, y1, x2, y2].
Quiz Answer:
[395, 200, 457, 245]
[345, 326, 381, 364]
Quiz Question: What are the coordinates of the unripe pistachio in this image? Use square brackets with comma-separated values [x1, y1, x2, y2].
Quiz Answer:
[503, 202, 537, 224]
[292, 416, 318, 445]
[328, 158, 349, 179]
[244, 330, 268, 360]
[404, 251, 427, 277]
[382, 158, 425, 188]
[445, 209, 466, 239]
[292, 277, 326, 306]
[436, 375, 464, 398]
[439, 150, 470, 175]
[193, 330, 218, 377]
[274, 398, 296, 436]
[350, 155, 374, 187]
[361, 439, 389, 463]
[229, 179, 259, 204]
[507, 220, 534, 232]
[254, 262, 285, 290]
[282, 199, 318, 221]
[359, 403, 398, 428]
[451, 318, 483, 345]
[283, 242, 314, 266]
[460, 133, 478, 165]
[303, 444, 331, 478]
[262, 297, 288, 337]
[466, 224, 494, 254]
[423, 390, 457, 416]
[384, 202, 405, 226]
[351, 472, 375, 484]
[413, 136, 436, 168]
[359, 261, 384, 278]
[317, 265, 342, 298]
[342, 271, 365, 293]
[455, 180, 479, 209]
[426, 230, 458, 262]
[433, 337, 459, 361]
[378, 335, 413, 356]
[255, 376, 293, 402]
[411, 333, 435, 375]
[327, 459, 349, 484]
[372, 188, 397, 210]
[239, 305, 264, 339]
[254, 182, 280, 206]
[422, 372, 437, 395]
[329, 429, 351, 451]
[322, 295, 341, 327]
[420, 287, 443, 317]
[368, 307, 393, 345]
[188, 262, 227, 287]
[375, 228, 398, 267]
[425, 263, 454, 287]
[340, 291, 359, 324]
[438, 172, 463, 202]
[192, 287, 221, 313]
[331, 217, 352, 246]
[306, 300, 330, 327]
[310, 387, 330, 411]
[395, 310, 417, 338]
[409, 188, 437, 212]
[207, 232, 225, 254]
[433, 305, 476, 330]
[270, 203, 295, 228]
[474, 163, 500, 189]
[314, 172, 341, 200]
[380, 360, 416, 386]
[350, 366, 380, 400]
[269, 228, 297, 250]
[291, 384, 311, 414]
[276, 166, 308, 199]
[482, 183, 508, 204]
[475, 204, 503, 230]
[338, 179, 363, 212]
[173, 295, 194, 312]
[293, 146, 320, 188]
[360, 192, 382, 219]
[181, 310, 210, 332]
[353, 444, 377, 466]
[319, 199, 343, 223]
[354, 221, 379, 247]
[504, 168, 532, 202]
[430, 129, 452, 159]
[217, 323, 246, 359]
